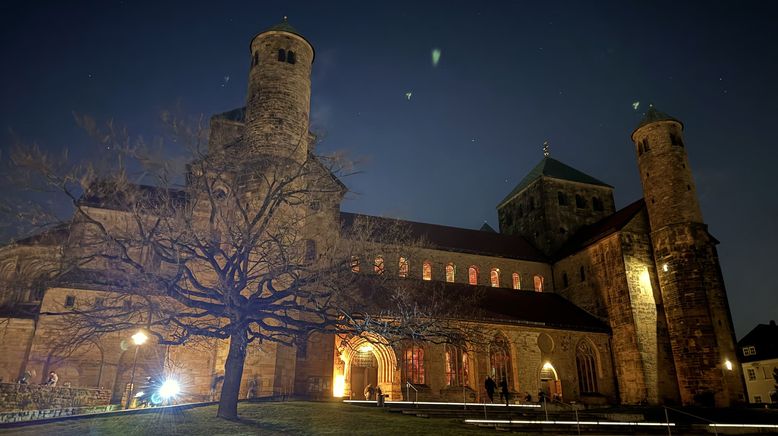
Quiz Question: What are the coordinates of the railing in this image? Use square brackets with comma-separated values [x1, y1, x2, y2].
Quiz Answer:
[405, 382, 418, 407]
[550, 398, 581, 436]
[662, 405, 719, 436]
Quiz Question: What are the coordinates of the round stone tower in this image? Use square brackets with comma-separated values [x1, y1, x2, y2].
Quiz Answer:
[632, 106, 744, 407]
[245, 17, 314, 164]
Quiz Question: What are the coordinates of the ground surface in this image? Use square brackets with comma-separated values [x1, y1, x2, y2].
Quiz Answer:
[0, 401, 481, 435]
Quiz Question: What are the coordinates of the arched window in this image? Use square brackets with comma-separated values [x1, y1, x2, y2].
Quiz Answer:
[374, 256, 384, 275]
[490, 268, 500, 287]
[576, 341, 599, 394]
[422, 261, 432, 281]
[489, 335, 512, 387]
[403, 344, 425, 385]
[562, 272, 568, 288]
[468, 266, 478, 285]
[277, 48, 286, 62]
[350, 256, 360, 273]
[444, 343, 469, 387]
[557, 191, 568, 205]
[287, 50, 296, 64]
[398, 257, 409, 278]
[575, 194, 587, 209]
[533, 275, 544, 292]
[445, 263, 455, 283]
[512, 273, 521, 290]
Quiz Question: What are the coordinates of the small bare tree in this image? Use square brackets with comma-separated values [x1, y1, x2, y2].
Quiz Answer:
[2, 114, 481, 419]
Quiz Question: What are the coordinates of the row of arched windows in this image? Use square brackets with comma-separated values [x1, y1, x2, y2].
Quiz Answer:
[251, 49, 298, 67]
[400, 337, 600, 394]
[561, 266, 587, 288]
[351, 256, 545, 291]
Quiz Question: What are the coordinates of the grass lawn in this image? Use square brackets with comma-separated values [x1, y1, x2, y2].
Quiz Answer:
[0, 401, 484, 435]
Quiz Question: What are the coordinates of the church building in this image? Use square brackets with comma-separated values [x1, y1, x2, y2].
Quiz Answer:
[0, 19, 745, 408]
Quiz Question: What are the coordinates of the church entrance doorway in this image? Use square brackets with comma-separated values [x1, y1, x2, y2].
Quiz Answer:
[539, 362, 562, 401]
[350, 347, 378, 399]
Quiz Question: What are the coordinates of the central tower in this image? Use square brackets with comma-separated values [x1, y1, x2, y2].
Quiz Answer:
[245, 17, 314, 163]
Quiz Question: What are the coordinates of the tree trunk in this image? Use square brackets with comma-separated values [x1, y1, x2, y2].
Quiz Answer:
[217, 328, 248, 420]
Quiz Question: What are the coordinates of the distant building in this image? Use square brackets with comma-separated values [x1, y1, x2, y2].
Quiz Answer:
[0, 18, 746, 407]
[738, 321, 778, 404]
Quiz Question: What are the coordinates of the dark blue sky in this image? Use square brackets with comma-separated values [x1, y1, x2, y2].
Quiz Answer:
[1, 0, 776, 337]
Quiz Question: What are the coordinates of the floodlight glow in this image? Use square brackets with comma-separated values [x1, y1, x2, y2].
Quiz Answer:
[132, 331, 148, 346]
[333, 375, 345, 397]
[358, 344, 373, 353]
[134, 391, 144, 397]
[542, 362, 553, 370]
[662, 263, 669, 272]
[159, 379, 180, 399]
[724, 359, 733, 370]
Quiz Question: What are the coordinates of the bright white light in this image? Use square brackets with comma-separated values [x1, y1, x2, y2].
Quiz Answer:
[159, 379, 180, 399]
[358, 344, 373, 353]
[662, 263, 669, 272]
[132, 331, 148, 346]
[134, 391, 145, 398]
[542, 362, 553, 370]
[724, 359, 733, 370]
[333, 375, 345, 397]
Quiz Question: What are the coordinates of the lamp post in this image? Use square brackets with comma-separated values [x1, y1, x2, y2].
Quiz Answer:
[124, 331, 148, 409]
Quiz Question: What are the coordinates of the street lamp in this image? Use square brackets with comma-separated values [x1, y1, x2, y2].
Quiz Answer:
[125, 330, 148, 409]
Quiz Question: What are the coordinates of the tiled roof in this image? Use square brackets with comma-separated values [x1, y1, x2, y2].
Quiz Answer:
[340, 212, 547, 262]
[498, 157, 611, 208]
[554, 199, 645, 260]
[738, 321, 778, 362]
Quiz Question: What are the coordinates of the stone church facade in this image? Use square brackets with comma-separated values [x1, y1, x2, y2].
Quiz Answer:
[0, 19, 745, 408]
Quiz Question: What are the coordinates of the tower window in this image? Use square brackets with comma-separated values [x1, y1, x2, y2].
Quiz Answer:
[422, 261, 432, 281]
[277, 49, 286, 62]
[592, 197, 604, 211]
[287, 50, 296, 64]
[512, 273, 520, 290]
[575, 194, 587, 209]
[642, 138, 650, 152]
[468, 266, 478, 285]
[562, 272, 569, 288]
[670, 132, 684, 147]
[557, 192, 568, 206]
[490, 268, 500, 287]
[445, 263, 456, 283]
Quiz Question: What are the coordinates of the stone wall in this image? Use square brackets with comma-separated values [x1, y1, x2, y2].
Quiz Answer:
[0, 383, 110, 412]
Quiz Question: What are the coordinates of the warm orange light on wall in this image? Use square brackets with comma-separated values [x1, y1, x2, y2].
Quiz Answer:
[333, 374, 345, 397]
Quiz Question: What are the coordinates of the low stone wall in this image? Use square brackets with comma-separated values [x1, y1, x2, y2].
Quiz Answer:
[0, 404, 118, 423]
[0, 383, 111, 413]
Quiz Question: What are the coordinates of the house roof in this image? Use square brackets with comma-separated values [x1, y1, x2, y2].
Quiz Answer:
[353, 276, 608, 333]
[340, 212, 547, 262]
[554, 199, 646, 260]
[738, 321, 778, 362]
[498, 157, 612, 208]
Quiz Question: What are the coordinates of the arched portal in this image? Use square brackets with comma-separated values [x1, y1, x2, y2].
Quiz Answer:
[539, 362, 562, 401]
[336, 335, 398, 400]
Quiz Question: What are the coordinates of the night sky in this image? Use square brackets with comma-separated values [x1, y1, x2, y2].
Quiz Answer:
[1, 1, 776, 337]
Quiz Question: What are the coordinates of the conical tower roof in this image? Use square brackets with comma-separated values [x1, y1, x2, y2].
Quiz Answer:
[631, 105, 683, 140]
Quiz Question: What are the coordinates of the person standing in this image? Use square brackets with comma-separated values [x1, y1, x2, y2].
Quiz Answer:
[484, 376, 497, 403]
[499, 378, 510, 406]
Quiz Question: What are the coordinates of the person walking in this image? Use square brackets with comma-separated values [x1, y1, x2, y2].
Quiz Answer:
[499, 378, 510, 406]
[375, 386, 384, 407]
[484, 376, 497, 403]
[364, 383, 373, 401]
[45, 371, 58, 387]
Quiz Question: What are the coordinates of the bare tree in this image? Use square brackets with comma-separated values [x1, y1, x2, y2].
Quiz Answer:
[2, 114, 481, 420]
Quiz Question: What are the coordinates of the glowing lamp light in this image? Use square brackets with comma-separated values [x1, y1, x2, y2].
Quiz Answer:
[159, 379, 180, 399]
[543, 362, 553, 370]
[724, 359, 733, 371]
[358, 344, 373, 353]
[132, 331, 148, 346]
[333, 375, 346, 398]
[662, 263, 669, 272]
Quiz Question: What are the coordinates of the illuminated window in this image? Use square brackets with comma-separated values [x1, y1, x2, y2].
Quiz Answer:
[468, 266, 478, 285]
[489, 335, 512, 387]
[403, 345, 425, 385]
[422, 261, 432, 281]
[445, 263, 455, 283]
[747, 368, 757, 381]
[398, 257, 409, 278]
[533, 275, 544, 292]
[754, 395, 762, 403]
[490, 268, 500, 287]
[562, 272, 568, 288]
[512, 273, 520, 290]
[351, 256, 360, 273]
[374, 256, 384, 275]
[742, 346, 756, 356]
[576, 341, 599, 394]
[277, 48, 286, 62]
[287, 50, 296, 64]
[445, 344, 469, 387]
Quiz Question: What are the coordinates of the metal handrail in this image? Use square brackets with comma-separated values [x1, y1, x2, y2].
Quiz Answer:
[662, 405, 719, 436]
[550, 398, 581, 436]
[405, 382, 418, 407]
